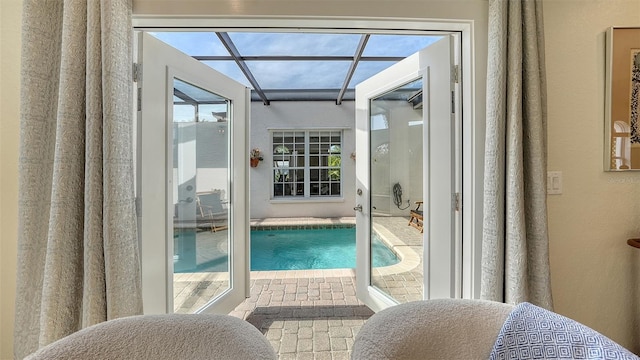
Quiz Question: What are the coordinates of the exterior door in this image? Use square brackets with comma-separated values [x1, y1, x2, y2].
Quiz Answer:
[355, 35, 459, 312]
[137, 32, 250, 314]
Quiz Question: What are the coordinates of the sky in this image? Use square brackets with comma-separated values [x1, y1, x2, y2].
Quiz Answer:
[150, 32, 441, 90]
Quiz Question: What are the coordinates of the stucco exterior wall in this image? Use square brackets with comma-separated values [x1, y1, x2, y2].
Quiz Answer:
[249, 101, 357, 218]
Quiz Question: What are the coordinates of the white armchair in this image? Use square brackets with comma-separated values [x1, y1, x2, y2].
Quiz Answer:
[352, 299, 639, 360]
[25, 314, 276, 360]
[351, 299, 512, 360]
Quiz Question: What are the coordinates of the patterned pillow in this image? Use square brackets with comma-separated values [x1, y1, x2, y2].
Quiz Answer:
[489, 302, 639, 360]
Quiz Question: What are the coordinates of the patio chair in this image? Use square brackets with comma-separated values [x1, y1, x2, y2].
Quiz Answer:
[408, 201, 423, 233]
[197, 190, 228, 232]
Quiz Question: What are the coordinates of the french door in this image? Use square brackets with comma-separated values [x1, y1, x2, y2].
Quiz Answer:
[136, 33, 250, 314]
[354, 35, 460, 312]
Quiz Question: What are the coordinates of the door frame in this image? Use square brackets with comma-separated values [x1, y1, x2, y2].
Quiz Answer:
[133, 17, 481, 300]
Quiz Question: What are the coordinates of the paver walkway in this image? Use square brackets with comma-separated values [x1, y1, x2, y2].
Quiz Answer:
[229, 270, 374, 360]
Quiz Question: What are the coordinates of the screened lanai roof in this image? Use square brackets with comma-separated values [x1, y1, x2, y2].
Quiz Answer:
[151, 32, 441, 104]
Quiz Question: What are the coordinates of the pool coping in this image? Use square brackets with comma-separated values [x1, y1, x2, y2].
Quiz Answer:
[251, 223, 355, 231]
[371, 223, 421, 276]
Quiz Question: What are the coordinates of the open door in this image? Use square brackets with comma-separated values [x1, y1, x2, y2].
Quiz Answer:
[136, 33, 250, 315]
[355, 35, 459, 312]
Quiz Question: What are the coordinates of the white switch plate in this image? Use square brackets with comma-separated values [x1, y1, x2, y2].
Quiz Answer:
[547, 171, 562, 195]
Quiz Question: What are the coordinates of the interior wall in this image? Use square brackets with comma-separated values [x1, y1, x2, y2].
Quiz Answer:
[250, 101, 357, 218]
[543, 0, 640, 353]
[134, 0, 488, 19]
[0, 0, 21, 357]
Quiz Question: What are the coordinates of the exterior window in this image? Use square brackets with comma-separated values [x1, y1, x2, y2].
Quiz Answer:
[272, 130, 342, 198]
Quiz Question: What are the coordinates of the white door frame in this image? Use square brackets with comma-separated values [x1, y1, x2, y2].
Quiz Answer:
[133, 17, 480, 299]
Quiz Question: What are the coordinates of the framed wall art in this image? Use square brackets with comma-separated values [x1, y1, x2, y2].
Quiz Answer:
[604, 27, 640, 171]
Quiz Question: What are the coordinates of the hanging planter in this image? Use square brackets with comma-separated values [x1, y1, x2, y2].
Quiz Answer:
[250, 148, 263, 168]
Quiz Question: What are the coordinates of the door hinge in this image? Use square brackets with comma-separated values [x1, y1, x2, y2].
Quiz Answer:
[451, 91, 455, 114]
[137, 88, 142, 112]
[454, 192, 460, 212]
[452, 64, 460, 84]
[133, 63, 142, 83]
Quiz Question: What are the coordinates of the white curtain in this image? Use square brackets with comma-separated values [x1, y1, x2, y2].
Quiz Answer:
[481, 0, 553, 309]
[14, 0, 142, 358]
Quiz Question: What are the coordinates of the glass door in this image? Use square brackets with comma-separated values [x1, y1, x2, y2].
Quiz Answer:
[137, 32, 250, 315]
[355, 35, 459, 312]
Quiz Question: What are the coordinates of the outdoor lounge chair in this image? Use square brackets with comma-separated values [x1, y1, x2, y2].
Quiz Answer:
[196, 190, 228, 232]
[408, 201, 423, 233]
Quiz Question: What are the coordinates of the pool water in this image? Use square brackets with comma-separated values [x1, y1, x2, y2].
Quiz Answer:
[250, 227, 399, 270]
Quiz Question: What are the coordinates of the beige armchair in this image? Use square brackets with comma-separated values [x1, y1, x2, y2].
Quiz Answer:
[25, 314, 276, 360]
[351, 299, 512, 360]
[352, 299, 639, 360]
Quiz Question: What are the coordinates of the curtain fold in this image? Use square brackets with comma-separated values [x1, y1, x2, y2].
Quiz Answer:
[14, 1, 142, 358]
[481, 0, 553, 310]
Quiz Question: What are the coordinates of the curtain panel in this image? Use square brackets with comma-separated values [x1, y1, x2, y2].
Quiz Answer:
[481, 0, 553, 309]
[14, 0, 142, 358]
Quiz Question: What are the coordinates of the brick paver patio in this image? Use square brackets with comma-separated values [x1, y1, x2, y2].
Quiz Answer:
[229, 270, 374, 360]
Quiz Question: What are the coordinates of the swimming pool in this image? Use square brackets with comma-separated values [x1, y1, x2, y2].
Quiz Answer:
[250, 227, 399, 270]
[174, 226, 400, 272]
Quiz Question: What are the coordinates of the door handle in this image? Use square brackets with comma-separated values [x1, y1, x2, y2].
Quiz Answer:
[354, 204, 362, 212]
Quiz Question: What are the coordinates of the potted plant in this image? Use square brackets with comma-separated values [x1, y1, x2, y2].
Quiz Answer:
[250, 148, 263, 167]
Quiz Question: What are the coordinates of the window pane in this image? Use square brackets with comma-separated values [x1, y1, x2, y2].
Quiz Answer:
[284, 184, 296, 196]
[363, 35, 442, 57]
[246, 61, 351, 89]
[272, 129, 341, 198]
[329, 168, 341, 181]
[228, 32, 361, 56]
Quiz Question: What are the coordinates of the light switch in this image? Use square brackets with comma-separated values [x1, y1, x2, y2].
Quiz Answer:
[547, 171, 562, 195]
